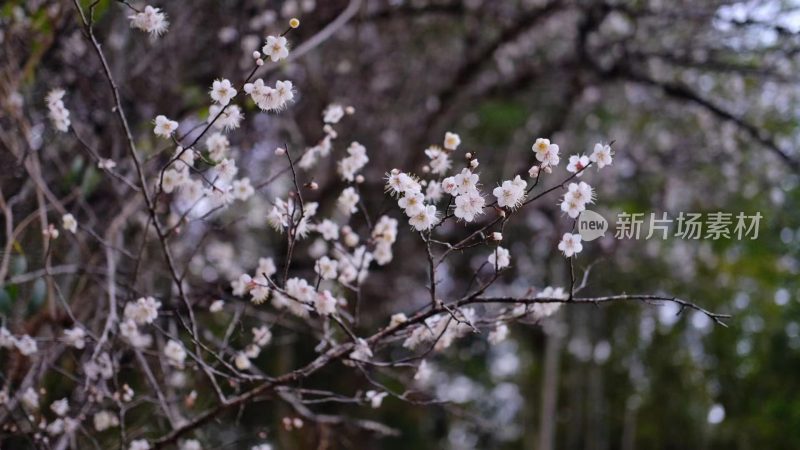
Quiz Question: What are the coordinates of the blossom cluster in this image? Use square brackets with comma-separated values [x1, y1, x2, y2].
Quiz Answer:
[46, 89, 70, 132]
[128, 5, 169, 37]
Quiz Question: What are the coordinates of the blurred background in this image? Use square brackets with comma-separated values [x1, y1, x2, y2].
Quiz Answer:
[2, 0, 800, 449]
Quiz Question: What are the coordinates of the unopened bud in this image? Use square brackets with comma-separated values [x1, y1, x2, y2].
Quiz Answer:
[275, 147, 286, 156]
[492, 232, 503, 241]
[355, 174, 365, 184]
[252, 51, 261, 59]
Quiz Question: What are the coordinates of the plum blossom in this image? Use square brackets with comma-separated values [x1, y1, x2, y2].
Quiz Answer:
[62, 213, 77, 233]
[46, 89, 70, 132]
[566, 154, 590, 175]
[532, 138, 560, 167]
[558, 233, 583, 257]
[124, 296, 161, 325]
[128, 5, 169, 36]
[63, 327, 86, 349]
[337, 187, 360, 215]
[153, 115, 178, 138]
[590, 142, 614, 168]
[409, 205, 439, 231]
[315, 256, 338, 280]
[262, 35, 289, 62]
[349, 338, 373, 361]
[443, 131, 461, 151]
[337, 142, 369, 182]
[210, 78, 237, 105]
[488, 246, 510, 270]
[314, 290, 338, 315]
[493, 175, 527, 209]
[164, 340, 187, 368]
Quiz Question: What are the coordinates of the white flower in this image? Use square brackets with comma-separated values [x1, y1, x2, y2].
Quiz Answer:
[209, 300, 225, 313]
[121, 383, 134, 400]
[453, 191, 485, 222]
[257, 257, 277, 278]
[180, 439, 202, 450]
[337, 142, 369, 182]
[382, 314, 404, 330]
[205, 132, 230, 161]
[425, 180, 443, 202]
[153, 115, 178, 138]
[128, 5, 169, 37]
[50, 398, 69, 416]
[274, 80, 294, 106]
[560, 182, 594, 218]
[124, 296, 161, 325]
[231, 274, 252, 296]
[280, 277, 315, 317]
[0, 327, 14, 348]
[488, 324, 509, 344]
[365, 390, 388, 408]
[337, 187, 360, 215]
[453, 168, 479, 196]
[323, 104, 345, 124]
[98, 158, 117, 170]
[208, 104, 243, 131]
[349, 338, 373, 361]
[93, 410, 119, 431]
[314, 290, 337, 316]
[262, 35, 289, 62]
[252, 325, 272, 347]
[488, 246, 510, 270]
[532, 138, 560, 167]
[590, 143, 614, 168]
[164, 340, 187, 368]
[161, 169, 185, 194]
[251, 445, 273, 450]
[250, 275, 271, 305]
[398, 192, 425, 217]
[129, 439, 151, 450]
[566, 154, 590, 175]
[234, 352, 252, 370]
[21, 387, 39, 410]
[408, 204, 439, 231]
[531, 287, 566, 319]
[46, 89, 70, 132]
[372, 216, 398, 244]
[414, 360, 432, 384]
[558, 233, 583, 257]
[443, 132, 461, 151]
[425, 146, 452, 175]
[315, 256, 338, 280]
[232, 178, 254, 201]
[120, 319, 152, 349]
[493, 175, 526, 209]
[210, 79, 237, 106]
[15, 335, 37, 356]
[560, 195, 584, 219]
[315, 219, 339, 241]
[61, 213, 77, 233]
[85, 353, 114, 380]
[63, 327, 86, 349]
[244, 79, 293, 111]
